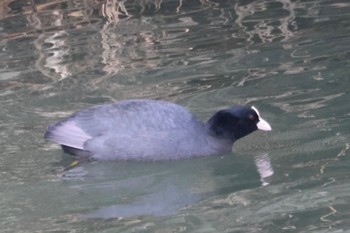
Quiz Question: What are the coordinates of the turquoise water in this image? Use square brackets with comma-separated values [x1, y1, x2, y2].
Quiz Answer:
[1, 0, 350, 232]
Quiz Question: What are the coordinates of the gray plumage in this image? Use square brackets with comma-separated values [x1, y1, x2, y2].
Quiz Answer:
[45, 99, 271, 161]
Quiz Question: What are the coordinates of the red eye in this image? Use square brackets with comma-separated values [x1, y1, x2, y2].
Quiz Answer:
[248, 114, 255, 121]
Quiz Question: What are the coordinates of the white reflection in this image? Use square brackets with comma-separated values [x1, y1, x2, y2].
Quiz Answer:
[255, 153, 274, 186]
[101, 0, 130, 24]
[35, 31, 71, 80]
[234, 1, 297, 43]
[278, 0, 297, 41]
[100, 23, 123, 77]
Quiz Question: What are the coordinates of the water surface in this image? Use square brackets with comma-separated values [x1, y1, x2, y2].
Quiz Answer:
[1, 0, 350, 232]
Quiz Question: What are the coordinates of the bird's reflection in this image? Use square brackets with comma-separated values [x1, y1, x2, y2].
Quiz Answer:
[86, 183, 202, 218]
[60, 153, 274, 218]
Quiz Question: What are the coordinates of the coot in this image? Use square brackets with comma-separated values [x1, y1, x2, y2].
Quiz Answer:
[45, 99, 271, 160]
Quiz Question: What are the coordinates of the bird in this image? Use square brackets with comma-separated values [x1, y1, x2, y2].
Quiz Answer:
[44, 99, 271, 161]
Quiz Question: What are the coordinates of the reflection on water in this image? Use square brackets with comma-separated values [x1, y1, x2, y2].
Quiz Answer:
[1, 0, 307, 83]
[55, 153, 273, 219]
[1, 0, 350, 232]
[255, 153, 274, 186]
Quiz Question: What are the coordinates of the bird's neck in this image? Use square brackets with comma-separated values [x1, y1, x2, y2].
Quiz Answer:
[206, 111, 239, 142]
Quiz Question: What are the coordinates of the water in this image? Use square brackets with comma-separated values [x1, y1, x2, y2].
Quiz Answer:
[1, 0, 350, 232]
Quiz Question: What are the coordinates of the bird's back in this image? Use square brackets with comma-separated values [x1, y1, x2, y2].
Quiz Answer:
[45, 99, 214, 160]
[74, 99, 203, 135]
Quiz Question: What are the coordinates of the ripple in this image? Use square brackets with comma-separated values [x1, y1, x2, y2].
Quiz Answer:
[1, 0, 350, 232]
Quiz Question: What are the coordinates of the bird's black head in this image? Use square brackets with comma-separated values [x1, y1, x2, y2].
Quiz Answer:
[207, 105, 271, 142]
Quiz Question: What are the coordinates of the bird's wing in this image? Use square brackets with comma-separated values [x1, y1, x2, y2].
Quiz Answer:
[44, 100, 204, 150]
